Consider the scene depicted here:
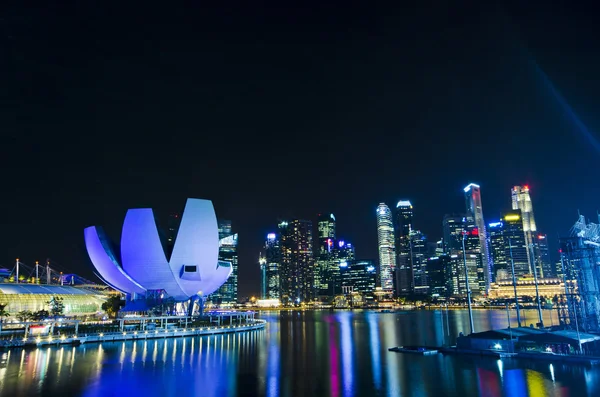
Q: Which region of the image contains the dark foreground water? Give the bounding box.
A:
[0,309,598,396]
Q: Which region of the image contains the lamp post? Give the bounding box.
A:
[530,243,544,328]
[461,231,475,334]
[508,238,522,327]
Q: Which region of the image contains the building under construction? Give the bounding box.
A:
[559,215,600,332]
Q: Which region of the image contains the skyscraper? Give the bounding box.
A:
[376,203,396,292]
[264,232,281,299]
[442,215,483,296]
[488,221,508,281]
[502,211,529,278]
[340,260,377,297]
[464,183,491,293]
[316,213,336,296]
[535,233,553,278]
[212,220,238,304]
[279,219,314,304]
[410,230,428,295]
[395,200,413,296]
[511,185,539,276]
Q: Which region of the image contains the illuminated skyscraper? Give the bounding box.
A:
[502,211,529,278]
[279,219,314,304]
[395,200,413,296]
[464,183,491,292]
[212,220,238,304]
[488,221,508,281]
[263,232,281,299]
[534,233,553,278]
[511,185,540,276]
[376,203,396,292]
[316,213,336,296]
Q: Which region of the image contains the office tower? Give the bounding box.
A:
[464,183,492,292]
[212,220,238,304]
[443,214,467,254]
[340,260,377,296]
[317,213,336,243]
[410,231,428,295]
[426,255,450,297]
[502,211,530,278]
[442,215,483,296]
[395,200,413,296]
[316,213,336,295]
[488,221,508,281]
[259,253,267,299]
[376,203,396,292]
[325,239,356,296]
[535,233,553,278]
[279,219,314,304]
[512,185,540,276]
[264,233,281,299]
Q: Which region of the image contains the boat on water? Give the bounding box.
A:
[388,346,438,355]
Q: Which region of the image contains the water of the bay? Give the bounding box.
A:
[0,309,598,396]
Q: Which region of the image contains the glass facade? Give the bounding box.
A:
[279,219,314,304]
[376,203,396,292]
[0,285,106,315]
[211,220,238,305]
[395,201,413,296]
[464,183,491,293]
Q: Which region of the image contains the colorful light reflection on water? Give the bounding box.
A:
[0,309,598,396]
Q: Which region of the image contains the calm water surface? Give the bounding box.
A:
[0,309,598,396]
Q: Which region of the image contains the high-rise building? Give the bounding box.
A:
[259,253,267,299]
[395,200,413,296]
[340,260,377,297]
[464,183,492,293]
[511,185,539,276]
[279,219,314,304]
[443,214,467,254]
[502,211,529,278]
[535,233,553,278]
[426,255,450,297]
[410,230,428,295]
[488,221,508,281]
[376,203,396,292]
[264,232,281,299]
[316,213,336,297]
[212,220,238,304]
[442,214,483,296]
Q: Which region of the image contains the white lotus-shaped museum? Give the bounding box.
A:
[84,198,232,301]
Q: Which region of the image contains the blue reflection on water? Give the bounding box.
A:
[367,313,382,390]
[504,369,528,397]
[267,319,280,397]
[339,312,354,397]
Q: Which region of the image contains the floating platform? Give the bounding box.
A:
[388,346,438,355]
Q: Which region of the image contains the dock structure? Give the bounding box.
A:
[0,312,266,350]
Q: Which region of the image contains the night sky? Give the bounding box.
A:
[2,2,600,297]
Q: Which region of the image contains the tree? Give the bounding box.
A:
[48,296,65,317]
[17,310,34,322]
[32,310,50,321]
[0,304,9,333]
[102,295,124,318]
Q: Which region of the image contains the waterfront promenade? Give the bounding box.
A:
[0,318,266,349]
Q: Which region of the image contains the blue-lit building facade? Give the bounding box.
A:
[84,198,232,313]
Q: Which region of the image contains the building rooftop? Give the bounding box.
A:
[0,284,99,295]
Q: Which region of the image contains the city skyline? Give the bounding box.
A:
[3,3,600,299]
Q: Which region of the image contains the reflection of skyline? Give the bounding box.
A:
[367,313,382,391]
[0,310,594,397]
[339,312,354,397]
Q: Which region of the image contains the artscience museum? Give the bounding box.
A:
[84,198,232,312]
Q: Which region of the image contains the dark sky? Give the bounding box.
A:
[2,2,600,297]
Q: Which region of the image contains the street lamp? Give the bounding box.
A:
[461,230,475,334]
